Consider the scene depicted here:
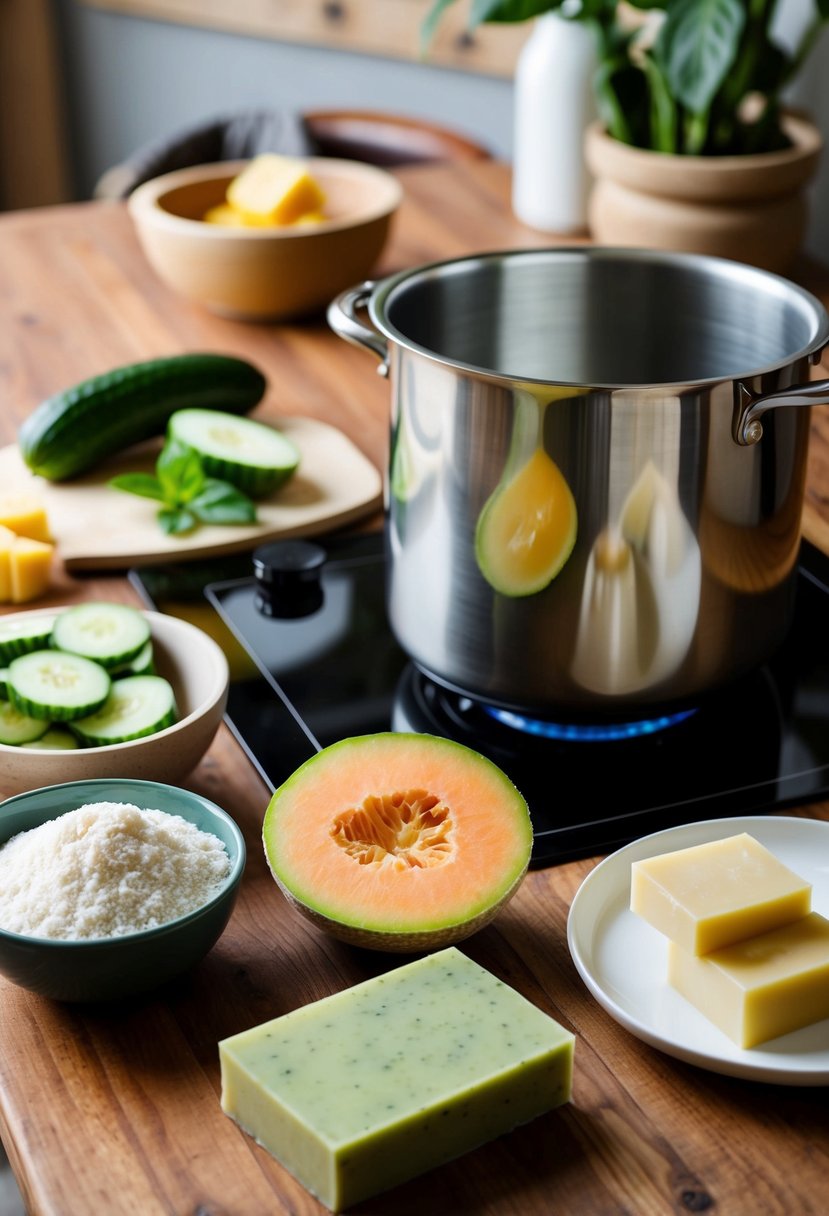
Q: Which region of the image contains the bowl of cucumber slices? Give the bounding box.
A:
[0,601,229,793]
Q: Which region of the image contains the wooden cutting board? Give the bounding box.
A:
[0,416,383,569]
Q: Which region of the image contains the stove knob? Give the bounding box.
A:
[252,540,326,619]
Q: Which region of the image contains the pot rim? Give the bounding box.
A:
[367,246,829,392]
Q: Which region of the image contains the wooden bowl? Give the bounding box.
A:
[128,158,403,321]
[0,607,229,794]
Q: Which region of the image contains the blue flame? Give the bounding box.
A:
[484,706,697,741]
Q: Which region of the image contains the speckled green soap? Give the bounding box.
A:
[219,947,574,1211]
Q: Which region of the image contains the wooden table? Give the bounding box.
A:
[0,161,828,1216]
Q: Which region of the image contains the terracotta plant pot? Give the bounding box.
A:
[585,112,822,274]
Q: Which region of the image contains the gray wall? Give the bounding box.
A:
[54,1,829,261]
[54,2,514,195]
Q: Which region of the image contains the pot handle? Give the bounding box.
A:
[327,281,389,377]
[734,377,829,445]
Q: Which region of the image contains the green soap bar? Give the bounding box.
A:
[219,946,574,1212]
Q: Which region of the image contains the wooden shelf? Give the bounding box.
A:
[80,0,529,78]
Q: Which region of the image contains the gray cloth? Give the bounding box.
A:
[95,109,314,199]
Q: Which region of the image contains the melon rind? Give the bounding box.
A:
[262,732,533,953]
[273,864,529,953]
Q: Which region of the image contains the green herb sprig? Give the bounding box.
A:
[110,439,257,535]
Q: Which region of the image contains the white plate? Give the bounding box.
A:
[567,815,829,1085]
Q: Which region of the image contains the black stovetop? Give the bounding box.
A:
[131,532,829,867]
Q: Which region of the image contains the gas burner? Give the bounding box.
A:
[482,705,698,742]
[392,664,789,863]
[130,532,829,867]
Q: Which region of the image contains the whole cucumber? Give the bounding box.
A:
[18,353,267,481]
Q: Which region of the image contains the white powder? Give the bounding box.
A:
[0,801,231,940]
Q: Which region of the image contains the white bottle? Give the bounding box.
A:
[511,10,598,234]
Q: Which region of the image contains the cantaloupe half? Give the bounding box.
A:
[262,732,533,952]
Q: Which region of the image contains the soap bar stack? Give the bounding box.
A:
[220,947,574,1212]
[631,832,829,1048]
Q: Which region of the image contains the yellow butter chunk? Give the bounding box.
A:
[0,525,14,601]
[291,210,327,226]
[220,947,574,1212]
[9,535,54,603]
[668,912,829,1048]
[630,833,811,955]
[203,202,249,227]
[226,154,326,225]
[0,493,51,542]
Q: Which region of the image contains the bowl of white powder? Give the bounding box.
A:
[0,778,245,1001]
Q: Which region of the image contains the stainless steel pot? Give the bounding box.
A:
[329,248,829,714]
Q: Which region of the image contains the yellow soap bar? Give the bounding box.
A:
[0,526,13,601]
[9,535,53,603]
[668,912,829,1048]
[0,493,51,542]
[226,154,326,225]
[631,833,811,954]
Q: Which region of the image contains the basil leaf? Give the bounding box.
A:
[158,506,197,535]
[157,439,205,504]
[108,473,166,502]
[655,0,745,115]
[189,478,258,525]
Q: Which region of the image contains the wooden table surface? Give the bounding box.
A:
[0,160,828,1216]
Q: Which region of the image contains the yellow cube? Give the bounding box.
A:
[291,210,327,227]
[203,203,249,227]
[0,493,52,542]
[668,912,829,1048]
[9,535,53,603]
[0,525,14,601]
[226,154,326,226]
[630,833,811,955]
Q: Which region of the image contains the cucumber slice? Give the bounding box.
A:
[0,614,57,664]
[0,669,8,700]
[111,640,155,678]
[8,651,111,721]
[21,727,80,751]
[0,700,50,745]
[168,409,299,497]
[52,602,151,670]
[70,675,177,745]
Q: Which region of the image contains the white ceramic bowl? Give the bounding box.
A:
[0,606,229,795]
[128,157,403,320]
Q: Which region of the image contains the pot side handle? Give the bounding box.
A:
[734,377,829,445]
[327,282,389,378]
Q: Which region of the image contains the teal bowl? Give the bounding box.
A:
[0,778,245,1002]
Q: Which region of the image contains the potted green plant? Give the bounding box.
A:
[423,0,828,271]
